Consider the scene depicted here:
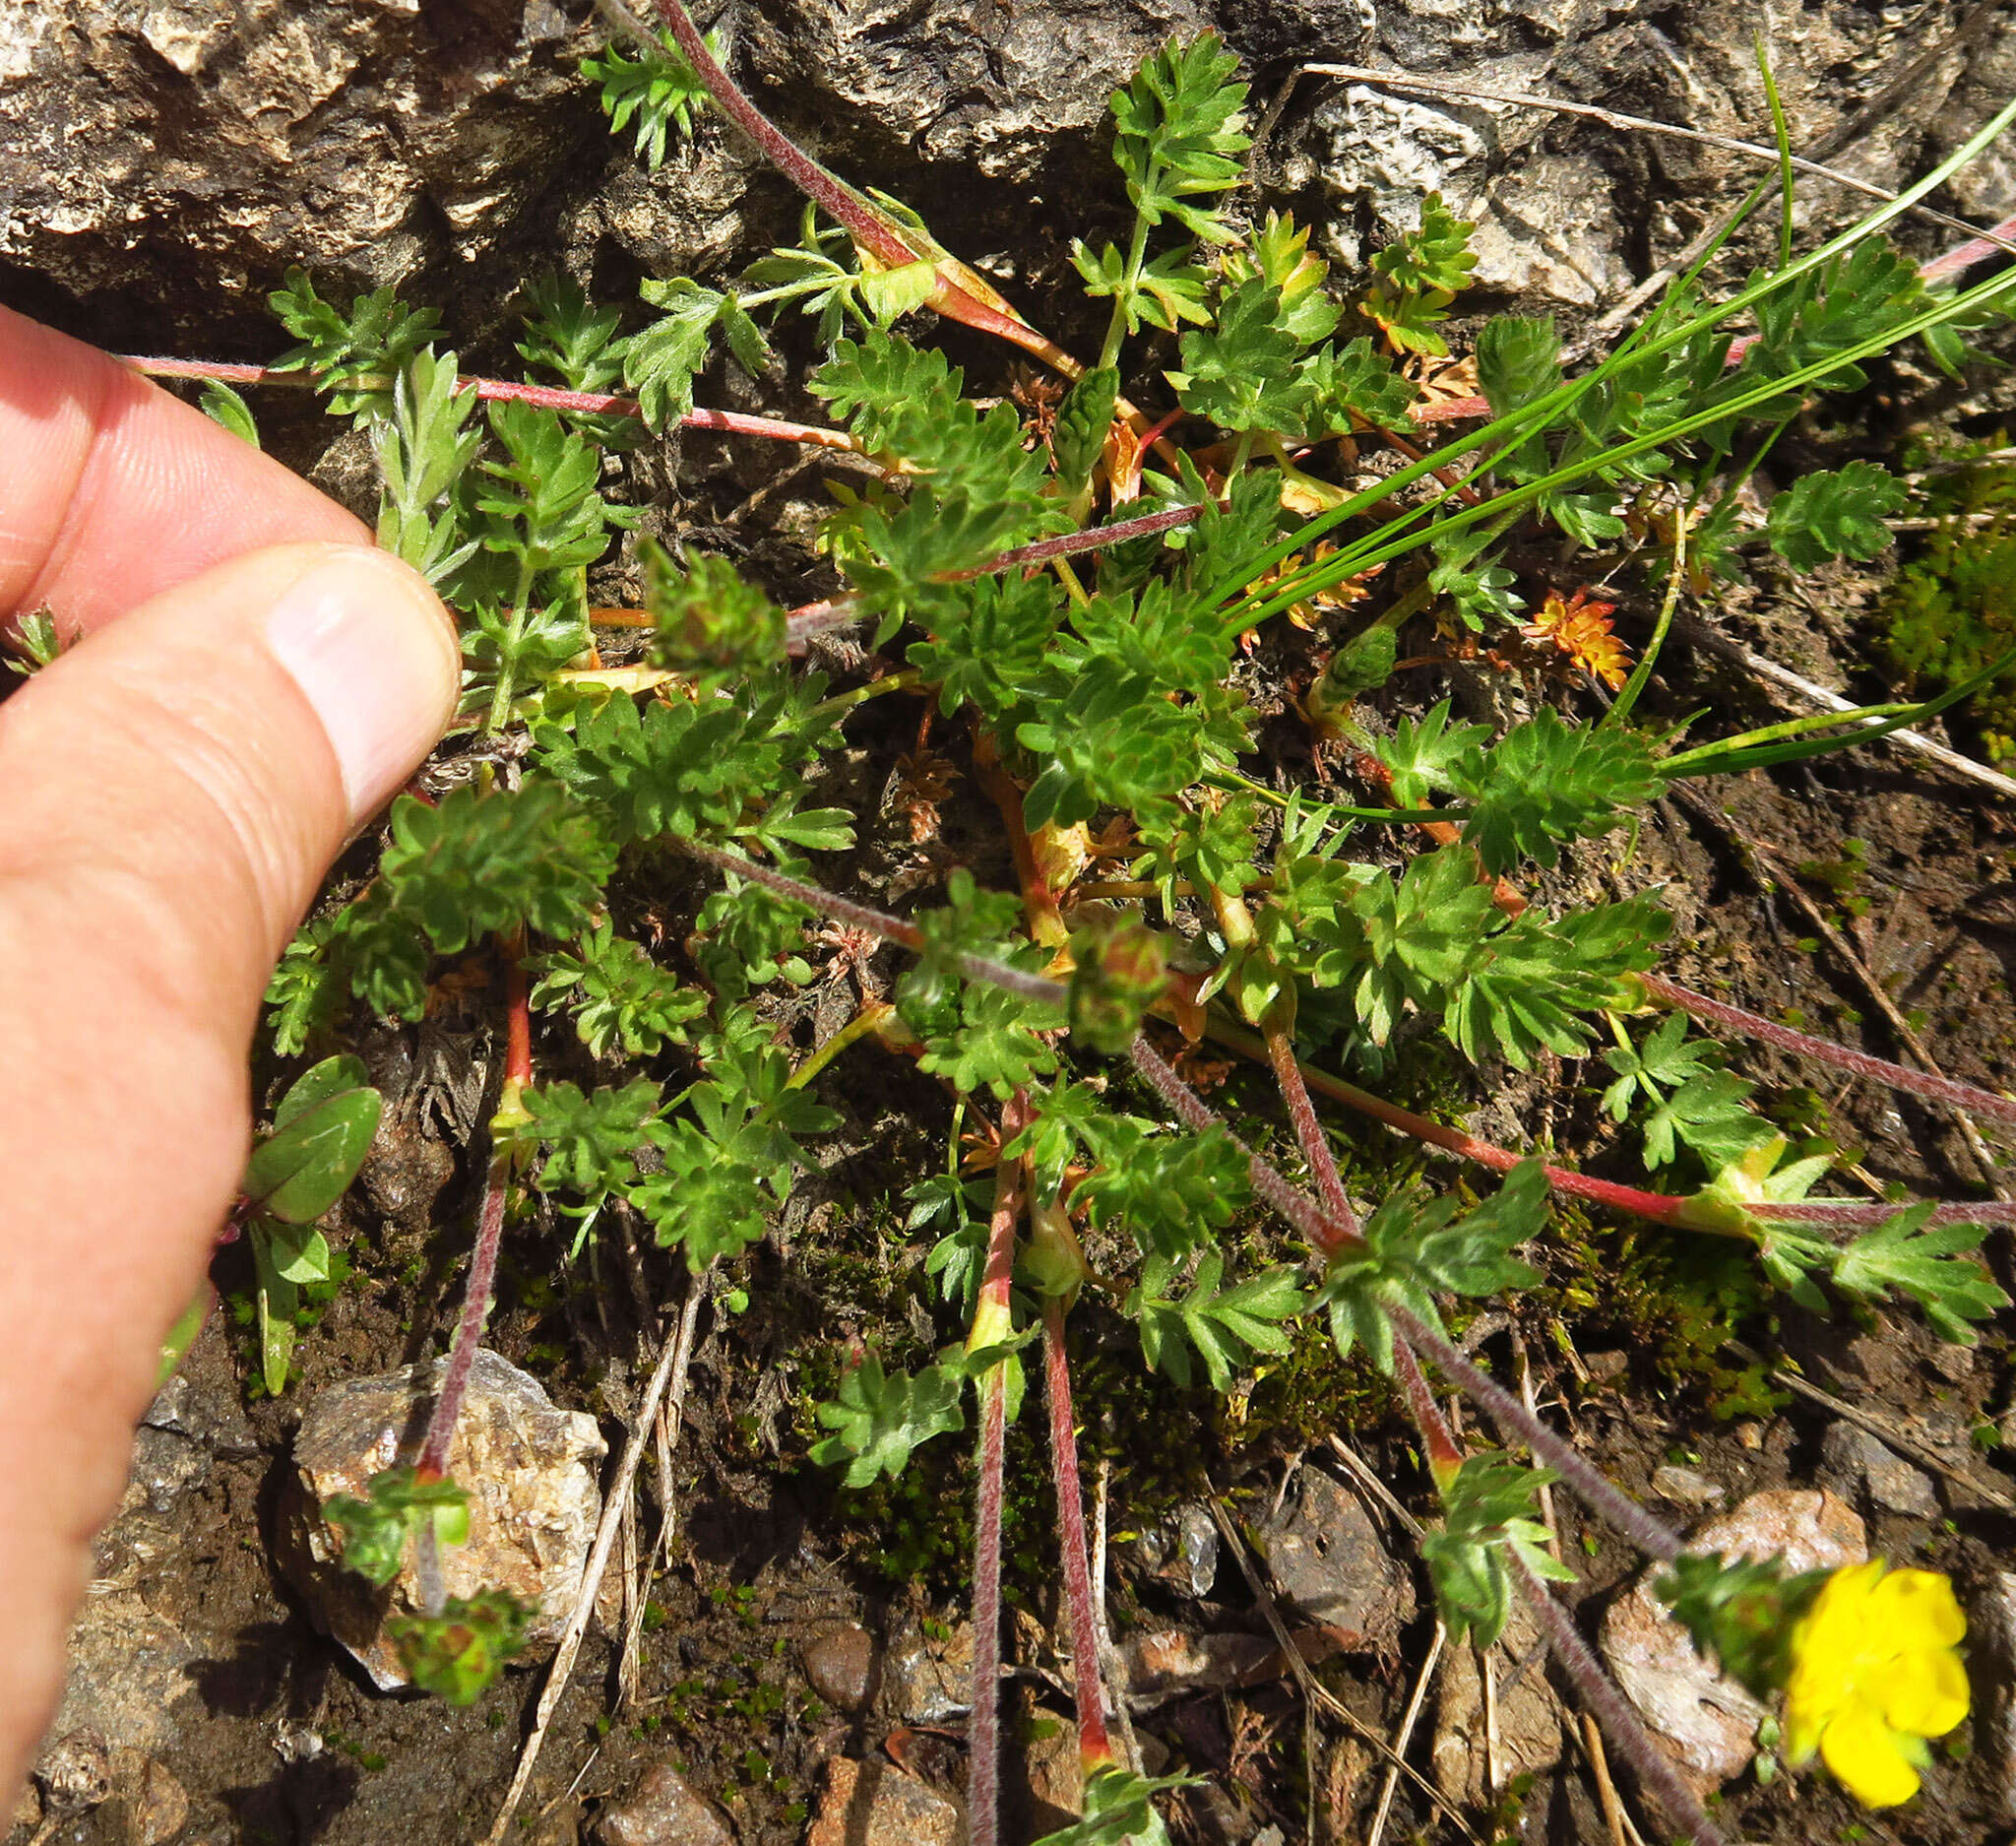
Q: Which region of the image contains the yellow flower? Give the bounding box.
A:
[1784,1560,1970,1808]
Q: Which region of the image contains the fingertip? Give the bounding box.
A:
[262,544,462,824]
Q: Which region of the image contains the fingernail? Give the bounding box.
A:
[264,548,460,823]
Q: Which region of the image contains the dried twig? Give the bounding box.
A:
[1723,1338,2016,1513]
[485,1280,707,1846]
[1363,1622,1445,1846]
[1675,617,2016,801]
[1203,1495,1483,1844]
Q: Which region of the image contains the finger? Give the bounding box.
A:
[0,303,367,633]
[0,540,457,1793]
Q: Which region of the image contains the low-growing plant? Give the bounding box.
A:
[108,8,2016,1837]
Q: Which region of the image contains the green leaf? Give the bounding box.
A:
[1072,1119,1252,1260]
[1108,32,1250,244]
[1052,365,1119,493]
[584,26,718,170]
[529,920,706,1059]
[388,1590,531,1704]
[373,349,482,588]
[378,784,614,953]
[626,278,726,429]
[1170,276,1309,434]
[1322,1162,1546,1374]
[1832,1205,2007,1343]
[1448,708,1667,874]
[1031,1764,1195,1846]
[198,380,261,447]
[275,1054,373,1129]
[243,1079,382,1223]
[1655,1553,1827,1699]
[249,1221,300,1398]
[269,268,444,426]
[513,1077,662,1202]
[1765,460,1911,571]
[323,1466,471,1587]
[810,1352,967,1487]
[1128,1250,1307,1391]
[639,540,786,678]
[1419,1453,1576,1647]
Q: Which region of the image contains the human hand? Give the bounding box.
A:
[0,305,459,1795]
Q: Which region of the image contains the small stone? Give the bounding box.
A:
[1120,1627,1277,1701]
[1129,1502,1221,1599]
[35,1728,111,1820]
[1250,1468,1412,1648]
[1583,1350,1628,1383]
[1651,1465,1726,1509]
[597,1764,734,1846]
[803,1623,875,1712]
[130,1755,190,1846]
[805,1759,960,1846]
[1601,1489,1864,1795]
[9,1780,39,1834]
[276,1348,607,1691]
[1820,1424,1938,1518]
[883,1617,974,1724]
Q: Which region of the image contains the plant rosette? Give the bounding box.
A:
[1783,1560,1970,1807]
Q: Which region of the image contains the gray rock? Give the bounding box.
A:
[1250,1468,1413,1648]
[1820,1423,1938,1519]
[802,1622,875,1712]
[1600,1489,1865,1796]
[883,1615,974,1724]
[277,1347,607,1691]
[1121,1626,1280,1703]
[144,1367,259,1458]
[48,1596,199,1755]
[597,1764,734,1846]
[1650,1465,1726,1510]
[742,0,1212,183]
[1128,1500,1221,1599]
[805,1759,960,1846]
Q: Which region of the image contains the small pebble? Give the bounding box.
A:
[802,1623,875,1712]
[597,1764,734,1846]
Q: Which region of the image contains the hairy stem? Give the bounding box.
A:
[1264,1021,1362,1246]
[1041,1297,1116,1772]
[1511,1553,1731,1846]
[1388,1303,1684,1564]
[969,1093,1033,1846]
[120,354,863,451]
[1640,971,2016,1133]
[416,936,534,1490]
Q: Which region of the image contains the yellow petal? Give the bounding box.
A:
[1881,1645,1970,1740]
[1876,1569,1968,1649]
[1819,1704,1922,1809]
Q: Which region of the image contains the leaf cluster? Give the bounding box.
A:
[1322,1162,1546,1373]
[1418,1452,1576,1647]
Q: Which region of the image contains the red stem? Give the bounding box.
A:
[120,354,861,451]
[968,1092,1033,1846]
[1640,971,2016,1133]
[1264,1022,1362,1247]
[416,936,532,1486]
[1510,1553,1729,1846]
[1040,1297,1115,1772]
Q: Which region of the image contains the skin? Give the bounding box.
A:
[0,305,460,1798]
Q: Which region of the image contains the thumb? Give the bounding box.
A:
[0,541,457,1787]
